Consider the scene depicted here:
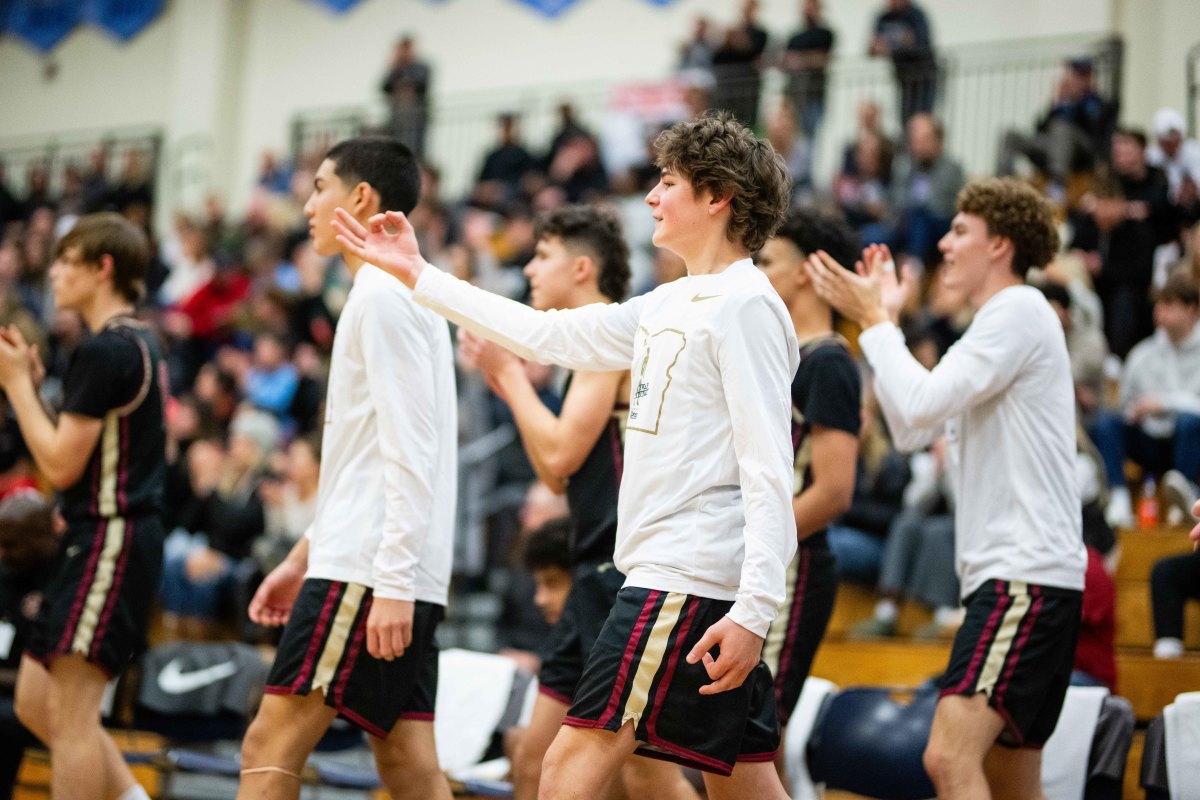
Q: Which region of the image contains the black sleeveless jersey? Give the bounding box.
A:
[562,372,628,566]
[59,317,167,523]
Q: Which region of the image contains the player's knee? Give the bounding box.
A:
[512,735,544,787]
[537,745,571,800]
[922,740,958,786]
[13,690,47,742]
[621,757,670,797]
[240,714,284,767]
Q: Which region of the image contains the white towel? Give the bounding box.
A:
[1166,691,1200,800]
[434,649,518,771]
[1042,685,1108,800]
[786,677,838,800]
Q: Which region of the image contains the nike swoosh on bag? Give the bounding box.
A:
[157,658,239,695]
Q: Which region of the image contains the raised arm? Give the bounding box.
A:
[460,330,625,493]
[335,208,641,371]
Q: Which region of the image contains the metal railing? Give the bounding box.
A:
[1188,40,1200,135]
[0,127,163,204]
[291,33,1123,197]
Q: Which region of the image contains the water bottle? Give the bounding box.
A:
[1138,476,1159,529]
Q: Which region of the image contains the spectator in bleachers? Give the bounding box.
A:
[766,105,813,206]
[711,0,768,128]
[478,114,542,203]
[835,129,894,245]
[253,433,320,577]
[678,16,715,73]
[80,148,111,213]
[997,58,1117,187]
[782,0,836,144]
[1073,544,1117,688]
[1150,542,1200,658]
[0,163,19,229]
[1147,108,1200,227]
[244,332,299,424]
[497,482,569,675]
[256,151,293,196]
[1090,272,1200,528]
[1080,129,1175,358]
[380,35,432,159]
[0,493,59,800]
[869,0,938,128]
[158,216,214,306]
[1042,281,1109,421]
[889,113,964,265]
[160,409,274,637]
[827,390,912,583]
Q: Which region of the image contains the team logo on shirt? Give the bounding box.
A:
[628,328,686,436]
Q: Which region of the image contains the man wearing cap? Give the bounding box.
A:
[1147,108,1200,222]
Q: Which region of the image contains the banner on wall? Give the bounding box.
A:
[513,0,580,18]
[308,0,365,12]
[83,0,165,41]
[4,0,86,52]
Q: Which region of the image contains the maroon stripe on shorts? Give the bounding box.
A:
[775,546,811,701]
[333,595,372,708]
[291,582,342,692]
[598,590,660,728]
[994,586,1044,711]
[645,596,699,741]
[944,580,1012,696]
[57,520,108,653]
[90,518,134,661]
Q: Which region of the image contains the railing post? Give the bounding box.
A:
[1188,41,1200,136]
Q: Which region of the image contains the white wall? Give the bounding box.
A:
[3,0,1197,218]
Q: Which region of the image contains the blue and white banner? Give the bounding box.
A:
[83,0,165,41]
[513,0,581,18]
[4,0,86,52]
[308,0,365,13]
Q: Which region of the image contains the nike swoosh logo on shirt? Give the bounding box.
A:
[691,293,720,302]
[157,659,238,695]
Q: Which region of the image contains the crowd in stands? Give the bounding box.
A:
[1,1,1200,789]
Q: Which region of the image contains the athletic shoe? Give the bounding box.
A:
[1105,486,1133,529]
[848,616,897,639]
[1162,470,1198,526]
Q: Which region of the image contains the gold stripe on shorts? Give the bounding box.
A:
[71,517,126,656]
[312,583,366,693]
[622,591,687,727]
[977,581,1031,696]
[762,551,800,676]
[98,414,120,517]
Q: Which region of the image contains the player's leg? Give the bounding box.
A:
[703,760,789,800]
[13,655,50,744]
[369,718,452,800]
[539,724,638,800]
[922,693,1006,800]
[984,745,1045,800]
[237,692,336,800]
[620,754,700,800]
[44,654,138,800]
[513,694,569,800]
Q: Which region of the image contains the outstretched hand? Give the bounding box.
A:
[332,208,428,289]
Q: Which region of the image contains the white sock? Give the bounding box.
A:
[874,599,898,623]
[933,606,963,627]
[1154,637,1185,659]
[117,785,151,800]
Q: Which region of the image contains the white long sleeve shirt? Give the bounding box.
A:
[415,259,798,637]
[858,285,1085,596]
[305,264,458,606]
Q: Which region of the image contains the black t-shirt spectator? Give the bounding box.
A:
[786,25,836,103]
[60,320,167,524]
[874,5,935,66]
